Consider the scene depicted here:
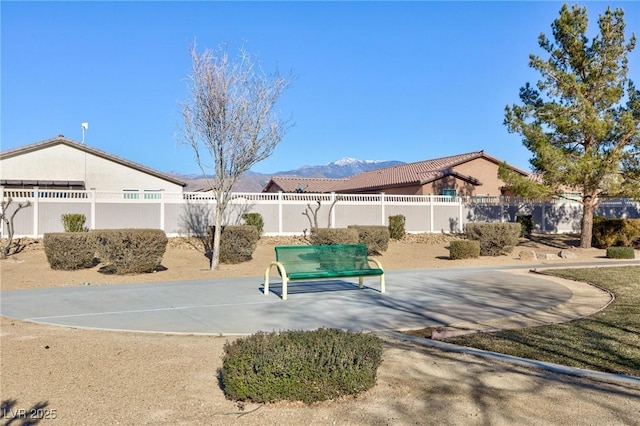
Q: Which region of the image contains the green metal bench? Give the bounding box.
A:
[264,244,385,300]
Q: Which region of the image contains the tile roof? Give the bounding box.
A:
[264,176,348,193]
[0,136,186,187]
[332,151,494,192]
[262,151,532,194]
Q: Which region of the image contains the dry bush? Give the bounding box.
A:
[93,229,167,274]
[43,233,96,270]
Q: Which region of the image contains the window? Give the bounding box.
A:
[442,189,457,197]
[144,190,162,200]
[123,190,139,200]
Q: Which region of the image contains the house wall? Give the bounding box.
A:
[428,176,478,196]
[452,158,507,196]
[350,184,425,196]
[1,144,183,192]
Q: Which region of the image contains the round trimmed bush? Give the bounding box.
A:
[93,229,167,274]
[309,228,359,245]
[221,328,383,404]
[44,232,96,270]
[465,222,521,256]
[606,246,635,259]
[449,240,481,260]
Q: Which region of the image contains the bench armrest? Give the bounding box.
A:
[367,257,384,270]
[264,261,289,300]
[367,258,385,293]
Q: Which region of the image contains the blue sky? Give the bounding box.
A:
[2,1,638,176]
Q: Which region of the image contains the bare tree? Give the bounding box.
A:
[303,201,321,229]
[1,198,32,259]
[179,43,292,269]
[302,195,342,232]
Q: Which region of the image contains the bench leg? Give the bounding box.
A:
[380,273,385,293]
[264,268,270,295]
[282,276,288,301]
[358,276,364,289]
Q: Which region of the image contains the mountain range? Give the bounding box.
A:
[175,158,405,192]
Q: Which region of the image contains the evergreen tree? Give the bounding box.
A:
[501,4,640,248]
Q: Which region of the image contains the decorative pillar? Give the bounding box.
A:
[33,187,39,237]
[278,191,283,234]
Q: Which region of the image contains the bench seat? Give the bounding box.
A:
[287,268,384,280]
[264,244,385,300]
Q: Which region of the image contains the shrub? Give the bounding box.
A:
[43,232,96,270]
[465,222,521,256]
[61,213,87,232]
[348,225,390,255]
[93,229,167,274]
[242,213,264,237]
[388,215,406,240]
[449,240,481,260]
[309,228,359,245]
[220,328,383,404]
[592,218,640,249]
[516,214,534,237]
[606,246,635,259]
[219,225,260,264]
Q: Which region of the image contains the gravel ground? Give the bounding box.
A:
[1,235,639,425]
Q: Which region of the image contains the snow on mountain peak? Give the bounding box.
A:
[331,157,381,166]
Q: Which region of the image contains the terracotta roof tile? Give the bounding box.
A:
[265,176,348,193]
[333,151,488,192]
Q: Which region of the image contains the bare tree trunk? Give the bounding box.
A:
[303,201,321,229]
[580,202,595,249]
[327,195,341,228]
[210,201,224,270]
[1,198,32,259]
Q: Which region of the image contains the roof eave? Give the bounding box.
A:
[1,137,186,187]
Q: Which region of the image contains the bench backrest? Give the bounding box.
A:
[275,244,371,274]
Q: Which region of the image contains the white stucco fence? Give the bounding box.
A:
[2,188,639,238]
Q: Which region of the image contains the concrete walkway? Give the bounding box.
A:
[0,264,615,335]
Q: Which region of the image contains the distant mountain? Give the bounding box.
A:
[172,157,405,192]
[275,158,405,179]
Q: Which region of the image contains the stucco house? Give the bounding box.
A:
[262,176,348,193]
[0,136,185,193]
[263,151,530,196]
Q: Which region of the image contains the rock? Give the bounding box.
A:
[558,249,578,259]
[519,249,537,261]
[537,253,560,260]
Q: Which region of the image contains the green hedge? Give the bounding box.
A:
[606,246,635,259]
[388,215,406,240]
[465,222,521,256]
[43,232,96,270]
[309,228,359,245]
[348,225,390,255]
[516,214,534,237]
[449,240,481,260]
[242,213,264,237]
[221,329,383,404]
[61,213,87,232]
[93,229,167,274]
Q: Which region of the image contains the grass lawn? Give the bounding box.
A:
[444,266,640,377]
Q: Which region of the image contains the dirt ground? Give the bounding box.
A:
[1,235,639,425]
